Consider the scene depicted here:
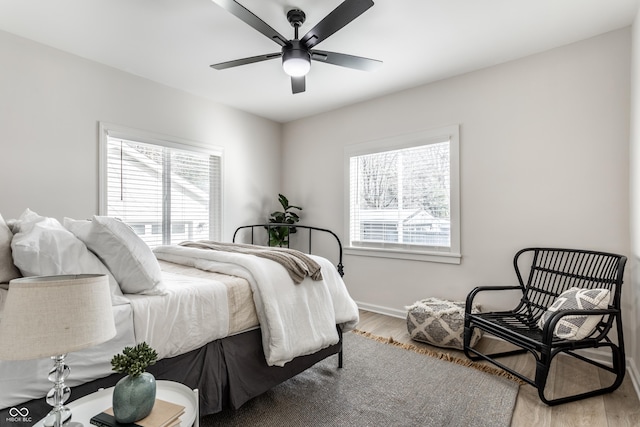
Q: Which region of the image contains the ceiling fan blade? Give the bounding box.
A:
[311,50,382,72]
[301,0,374,49]
[210,52,281,70]
[211,0,289,46]
[291,76,306,94]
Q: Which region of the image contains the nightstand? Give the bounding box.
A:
[33,380,199,427]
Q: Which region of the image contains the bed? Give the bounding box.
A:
[0,210,358,422]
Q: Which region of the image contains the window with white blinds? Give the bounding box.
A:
[345,125,460,263]
[99,124,222,248]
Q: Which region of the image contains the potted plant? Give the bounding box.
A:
[110,342,158,423]
[268,194,302,247]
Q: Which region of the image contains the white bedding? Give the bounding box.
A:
[126,270,232,359]
[0,298,135,410]
[0,264,255,409]
[0,243,359,408]
[153,245,360,367]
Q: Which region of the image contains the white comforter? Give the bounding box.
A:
[125,270,231,359]
[153,245,359,367]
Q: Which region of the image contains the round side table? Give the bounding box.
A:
[34,380,199,427]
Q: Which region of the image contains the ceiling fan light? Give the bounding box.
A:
[283,57,311,77]
[282,43,311,77]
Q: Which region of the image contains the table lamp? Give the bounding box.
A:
[0,274,116,427]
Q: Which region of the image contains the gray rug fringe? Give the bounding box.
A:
[351,329,526,385]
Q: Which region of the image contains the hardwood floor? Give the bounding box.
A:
[355,310,640,426]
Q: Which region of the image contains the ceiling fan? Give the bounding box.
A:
[210,0,382,94]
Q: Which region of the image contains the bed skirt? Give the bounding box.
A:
[0,328,342,423]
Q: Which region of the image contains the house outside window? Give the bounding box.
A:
[345,125,460,264]
[99,123,222,248]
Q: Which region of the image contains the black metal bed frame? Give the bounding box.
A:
[463,247,627,405]
[232,223,345,277]
[232,223,346,368]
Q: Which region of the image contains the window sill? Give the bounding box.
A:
[344,246,461,264]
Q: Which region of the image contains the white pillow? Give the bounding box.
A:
[11,209,127,305]
[537,287,611,340]
[65,216,164,295]
[0,213,21,283]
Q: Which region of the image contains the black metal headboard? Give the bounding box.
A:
[232,223,344,277]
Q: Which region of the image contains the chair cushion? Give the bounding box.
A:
[537,287,611,340]
[406,297,481,349]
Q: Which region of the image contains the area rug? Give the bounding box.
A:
[201,331,520,426]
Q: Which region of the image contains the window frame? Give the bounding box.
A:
[344,125,461,264]
[98,122,224,245]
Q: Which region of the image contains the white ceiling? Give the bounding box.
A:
[0,0,638,123]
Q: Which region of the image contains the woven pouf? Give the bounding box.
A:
[406,297,482,349]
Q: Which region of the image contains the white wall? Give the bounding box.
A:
[0,30,282,240]
[283,29,631,318]
[0,21,633,355]
[629,8,640,373]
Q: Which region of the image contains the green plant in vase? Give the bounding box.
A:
[111,342,158,423]
[268,193,302,247]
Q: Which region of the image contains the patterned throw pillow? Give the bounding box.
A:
[537,287,611,340]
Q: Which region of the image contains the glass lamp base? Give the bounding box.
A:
[43,407,71,427]
[43,406,85,427]
[44,354,79,427]
[44,422,84,427]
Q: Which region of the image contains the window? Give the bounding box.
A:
[345,125,460,263]
[99,123,222,248]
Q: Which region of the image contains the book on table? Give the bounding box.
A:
[90,398,185,427]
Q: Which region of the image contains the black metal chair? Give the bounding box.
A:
[463,248,627,405]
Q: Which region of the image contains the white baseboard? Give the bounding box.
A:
[356,301,406,319]
[355,302,640,402]
[627,357,640,401]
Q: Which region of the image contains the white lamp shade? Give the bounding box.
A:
[0,274,116,360]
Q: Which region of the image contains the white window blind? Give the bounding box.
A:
[345,125,460,263]
[101,127,221,248]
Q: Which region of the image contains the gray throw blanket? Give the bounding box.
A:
[178,240,322,284]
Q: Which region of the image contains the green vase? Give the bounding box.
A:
[112,372,156,423]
